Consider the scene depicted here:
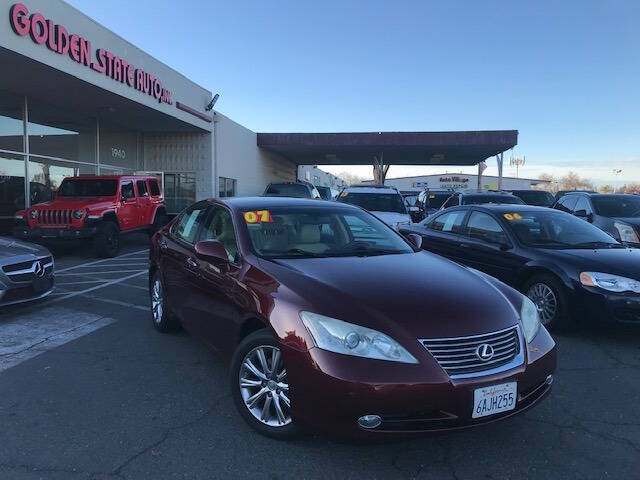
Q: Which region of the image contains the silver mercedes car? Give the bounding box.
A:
[0,236,55,307]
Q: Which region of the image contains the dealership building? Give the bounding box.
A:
[0,0,519,231]
[365,173,549,193]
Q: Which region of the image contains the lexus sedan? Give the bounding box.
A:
[401,204,640,329]
[149,197,556,438]
[0,236,55,307]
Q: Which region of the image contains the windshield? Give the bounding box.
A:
[243,207,414,259]
[506,210,621,248]
[57,179,118,197]
[511,191,555,207]
[338,192,407,214]
[264,184,311,198]
[425,193,451,209]
[315,186,332,200]
[593,196,640,217]
[462,195,524,206]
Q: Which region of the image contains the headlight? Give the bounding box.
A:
[14,213,24,220]
[300,311,418,364]
[73,209,85,219]
[614,222,639,244]
[29,210,38,219]
[580,272,640,293]
[520,296,541,343]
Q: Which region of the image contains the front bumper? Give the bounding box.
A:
[283,327,557,436]
[0,276,55,307]
[12,226,97,240]
[573,286,640,325]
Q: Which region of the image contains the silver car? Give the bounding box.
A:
[0,236,54,307]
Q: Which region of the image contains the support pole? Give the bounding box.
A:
[497,152,504,189]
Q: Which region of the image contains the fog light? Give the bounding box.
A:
[545,374,554,386]
[357,415,382,429]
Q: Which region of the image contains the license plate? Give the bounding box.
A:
[472,382,517,419]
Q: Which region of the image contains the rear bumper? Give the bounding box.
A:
[12,226,97,240]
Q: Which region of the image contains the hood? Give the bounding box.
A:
[370,211,412,227]
[541,247,640,279]
[0,236,49,260]
[31,196,115,210]
[259,251,522,340]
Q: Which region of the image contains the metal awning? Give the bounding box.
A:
[257,130,518,166]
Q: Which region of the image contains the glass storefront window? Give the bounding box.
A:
[0,92,24,153]
[165,173,196,214]
[100,121,140,170]
[219,177,237,198]
[28,104,96,163]
[0,153,27,222]
[28,157,95,206]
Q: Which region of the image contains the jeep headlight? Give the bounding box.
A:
[73,209,85,220]
[300,311,418,364]
[520,296,541,343]
[29,210,38,219]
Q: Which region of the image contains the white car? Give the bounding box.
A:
[337,185,412,230]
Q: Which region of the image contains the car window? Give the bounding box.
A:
[441,194,458,209]
[574,197,593,215]
[58,179,118,197]
[170,204,209,244]
[121,181,135,200]
[511,191,555,207]
[338,192,407,214]
[592,196,640,217]
[466,212,507,245]
[430,210,466,234]
[149,179,161,196]
[136,180,148,197]
[265,183,311,198]
[556,195,579,213]
[199,206,240,262]
[243,207,412,258]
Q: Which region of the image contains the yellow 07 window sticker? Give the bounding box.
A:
[503,213,523,221]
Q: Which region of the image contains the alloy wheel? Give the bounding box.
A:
[151,278,163,324]
[527,283,557,325]
[239,345,291,427]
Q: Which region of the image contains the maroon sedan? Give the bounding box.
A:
[149,197,556,439]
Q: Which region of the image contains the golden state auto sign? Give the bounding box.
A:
[9,3,172,105]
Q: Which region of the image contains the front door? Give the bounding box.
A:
[189,205,241,353]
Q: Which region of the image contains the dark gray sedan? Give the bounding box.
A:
[0,236,54,307]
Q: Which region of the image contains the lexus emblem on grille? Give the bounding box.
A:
[33,261,45,278]
[475,343,494,361]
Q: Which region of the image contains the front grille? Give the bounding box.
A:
[421,326,522,379]
[2,260,34,273]
[2,256,54,281]
[35,209,73,225]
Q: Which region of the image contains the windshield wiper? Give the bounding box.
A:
[571,241,622,249]
[341,244,406,256]
[266,248,327,258]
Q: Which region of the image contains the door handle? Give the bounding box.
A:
[185,257,198,268]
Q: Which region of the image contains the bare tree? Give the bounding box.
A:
[619,183,640,194]
[537,173,558,193]
[336,171,367,186]
[560,171,595,191]
[599,185,615,193]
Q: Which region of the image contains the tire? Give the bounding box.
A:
[93,222,120,258]
[230,329,298,439]
[150,211,168,236]
[523,274,572,331]
[149,271,181,333]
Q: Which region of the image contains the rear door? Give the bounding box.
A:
[135,179,152,226]
[160,202,209,331]
[418,209,468,262]
[118,180,139,230]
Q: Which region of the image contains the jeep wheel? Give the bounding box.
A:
[94,222,120,258]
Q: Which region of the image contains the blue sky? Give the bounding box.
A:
[66,0,640,184]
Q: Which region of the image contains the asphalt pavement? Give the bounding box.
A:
[0,233,638,479]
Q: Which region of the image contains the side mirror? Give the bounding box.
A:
[406,233,423,249]
[574,210,593,222]
[195,239,229,263]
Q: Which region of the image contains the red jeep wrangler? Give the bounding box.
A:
[13,175,168,257]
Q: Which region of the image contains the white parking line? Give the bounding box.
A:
[118,283,149,291]
[0,307,116,373]
[54,280,105,286]
[56,269,148,276]
[55,249,148,273]
[77,295,149,311]
[70,263,149,269]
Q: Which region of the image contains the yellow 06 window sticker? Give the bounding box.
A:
[503,213,523,221]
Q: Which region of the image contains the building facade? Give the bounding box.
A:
[0,0,295,228]
[297,165,346,189]
[365,173,548,193]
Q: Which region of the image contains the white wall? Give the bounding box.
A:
[371,174,541,192]
[298,165,347,188]
[214,113,296,197]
